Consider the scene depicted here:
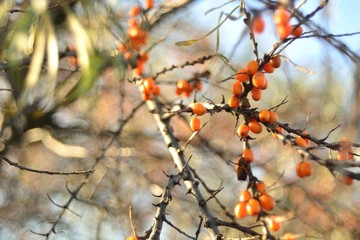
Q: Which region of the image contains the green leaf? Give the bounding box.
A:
[65,54,107,103]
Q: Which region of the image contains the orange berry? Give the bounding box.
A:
[270,55,281,68]
[252,15,265,33]
[248,120,262,134]
[252,72,268,90]
[234,202,247,218]
[232,81,243,96]
[337,148,355,161]
[302,131,310,145]
[143,78,155,92]
[235,69,250,82]
[268,111,278,124]
[145,0,154,10]
[242,149,254,163]
[259,194,275,211]
[276,24,292,39]
[272,126,283,138]
[129,5,142,17]
[347,147,355,159]
[128,18,138,27]
[190,117,201,131]
[258,109,270,123]
[295,136,308,147]
[141,92,153,101]
[192,103,206,116]
[291,25,303,37]
[153,85,161,96]
[256,181,267,195]
[341,174,353,186]
[251,87,262,101]
[183,89,192,98]
[177,79,191,91]
[246,60,259,75]
[126,236,138,240]
[268,216,281,231]
[196,81,203,91]
[246,199,261,216]
[240,190,252,202]
[263,62,274,73]
[296,161,312,178]
[282,233,297,240]
[340,137,352,149]
[228,96,240,108]
[237,124,249,138]
[69,56,78,66]
[274,8,290,25]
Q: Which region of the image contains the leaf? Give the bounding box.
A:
[175,5,241,47]
[65,54,107,103]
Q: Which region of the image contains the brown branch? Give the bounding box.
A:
[149,172,184,240]
[0,154,94,175]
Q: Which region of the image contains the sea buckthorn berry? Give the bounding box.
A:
[252,15,265,33]
[177,79,190,90]
[141,92,153,101]
[228,96,240,108]
[232,81,243,96]
[258,109,270,123]
[143,78,155,91]
[341,174,353,186]
[259,194,275,211]
[196,81,203,91]
[145,0,154,10]
[251,87,262,101]
[128,18,138,27]
[246,60,259,75]
[282,233,297,240]
[302,131,310,145]
[153,85,161,96]
[291,25,303,37]
[296,161,312,178]
[237,124,249,138]
[256,181,267,195]
[235,69,250,82]
[248,120,262,134]
[268,216,281,232]
[246,199,261,216]
[268,111,278,124]
[234,202,247,218]
[268,216,281,231]
[252,72,268,90]
[126,236,138,240]
[337,148,354,161]
[340,137,352,149]
[337,151,347,161]
[347,147,355,159]
[272,126,283,138]
[276,24,292,39]
[263,62,274,73]
[270,55,281,68]
[295,136,308,147]
[129,5,142,17]
[274,8,290,25]
[192,103,206,116]
[240,190,252,202]
[242,149,254,163]
[190,117,201,131]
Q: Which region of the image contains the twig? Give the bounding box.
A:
[0,155,94,175]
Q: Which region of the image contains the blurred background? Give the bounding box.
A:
[0,0,359,239]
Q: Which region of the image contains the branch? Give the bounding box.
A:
[0,155,93,175]
[149,172,184,240]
